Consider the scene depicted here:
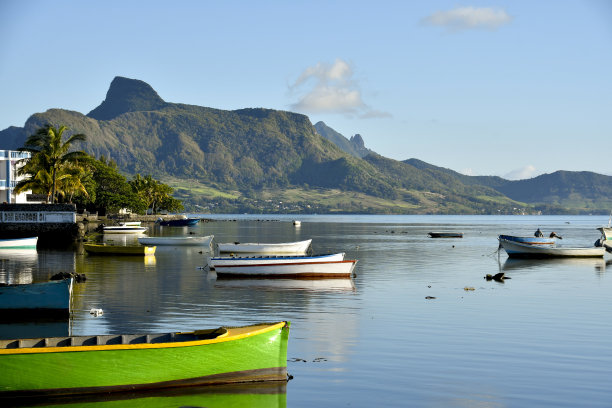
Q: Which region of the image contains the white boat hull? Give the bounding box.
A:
[212,259,357,278]
[217,239,312,254]
[498,235,556,246]
[103,226,148,234]
[138,235,214,247]
[499,238,605,258]
[0,237,38,249]
[208,253,345,269]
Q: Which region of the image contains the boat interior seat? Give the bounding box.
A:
[0,328,229,349]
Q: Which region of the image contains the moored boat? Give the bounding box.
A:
[0,278,73,318]
[428,232,463,238]
[157,218,200,227]
[498,238,605,258]
[0,321,289,398]
[0,237,38,249]
[83,243,156,256]
[217,239,312,254]
[101,225,148,234]
[208,253,345,270]
[596,227,612,252]
[498,234,556,246]
[208,254,357,278]
[138,235,214,247]
[120,221,141,227]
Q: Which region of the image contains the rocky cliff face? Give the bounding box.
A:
[87,76,169,121]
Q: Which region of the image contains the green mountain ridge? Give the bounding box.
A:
[1,76,609,214]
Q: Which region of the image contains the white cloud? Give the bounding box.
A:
[289,59,390,118]
[423,7,513,31]
[504,165,538,180]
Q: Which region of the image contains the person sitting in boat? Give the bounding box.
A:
[534,228,544,237]
[549,231,562,239]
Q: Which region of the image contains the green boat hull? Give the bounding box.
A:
[0,322,289,397]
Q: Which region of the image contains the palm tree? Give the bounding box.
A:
[17,124,89,203]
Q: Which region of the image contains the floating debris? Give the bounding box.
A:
[485,272,510,282]
[464,287,475,291]
[89,308,103,317]
[289,358,307,363]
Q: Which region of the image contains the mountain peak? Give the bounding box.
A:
[87,76,168,120]
[350,134,365,149]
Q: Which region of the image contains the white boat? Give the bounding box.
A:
[596,227,612,252]
[120,221,141,227]
[0,237,38,249]
[498,234,556,246]
[499,238,605,258]
[217,239,312,254]
[208,253,345,270]
[207,253,356,278]
[102,225,148,234]
[138,235,214,247]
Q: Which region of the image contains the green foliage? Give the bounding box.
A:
[15,124,89,203]
[77,157,145,215]
[130,174,184,214]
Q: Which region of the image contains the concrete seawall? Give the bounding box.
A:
[0,203,82,246]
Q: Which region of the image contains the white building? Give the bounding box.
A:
[0,150,32,203]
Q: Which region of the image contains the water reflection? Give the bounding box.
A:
[4,382,286,408]
[214,277,356,293]
[501,257,608,272]
[0,317,71,340]
[101,233,145,246]
[0,249,38,284]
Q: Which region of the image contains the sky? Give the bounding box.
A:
[1,1,611,180]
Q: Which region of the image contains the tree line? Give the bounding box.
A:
[15,124,183,215]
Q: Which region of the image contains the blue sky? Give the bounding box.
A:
[1,1,611,179]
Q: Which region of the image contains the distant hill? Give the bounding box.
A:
[403,158,612,211]
[2,76,610,214]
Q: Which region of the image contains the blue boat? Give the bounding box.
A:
[157,218,200,227]
[498,235,556,246]
[0,278,73,318]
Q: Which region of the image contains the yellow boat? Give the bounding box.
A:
[83,243,156,256]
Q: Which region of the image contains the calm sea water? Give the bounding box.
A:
[1,215,612,407]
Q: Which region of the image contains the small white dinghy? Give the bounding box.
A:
[499,238,605,258]
[206,253,356,278]
[138,235,214,247]
[217,239,312,254]
[0,237,38,249]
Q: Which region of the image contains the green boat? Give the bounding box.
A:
[0,321,289,398]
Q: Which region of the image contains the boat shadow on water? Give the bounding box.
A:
[214,277,356,293]
[2,382,287,408]
[501,257,611,272]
